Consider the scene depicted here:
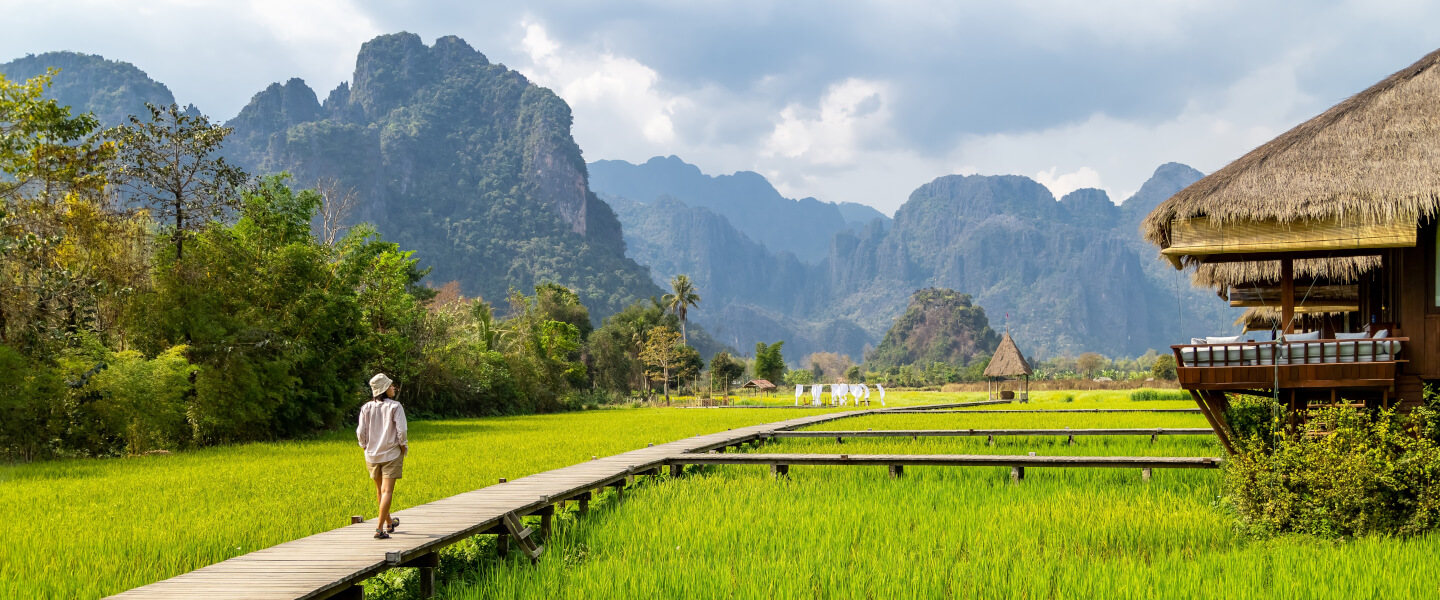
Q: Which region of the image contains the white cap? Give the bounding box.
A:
[369,373,393,398]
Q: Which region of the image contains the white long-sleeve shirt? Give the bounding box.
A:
[357,398,408,463]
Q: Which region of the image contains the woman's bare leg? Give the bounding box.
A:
[372,472,384,526]
[378,477,397,530]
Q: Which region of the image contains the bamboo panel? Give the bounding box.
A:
[1163,214,1416,256]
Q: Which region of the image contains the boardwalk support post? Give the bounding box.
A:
[669,464,684,478]
[771,464,789,478]
[889,464,904,478]
[536,504,555,538]
[576,491,591,516]
[987,435,994,446]
[1011,466,1024,482]
[1142,467,1152,482]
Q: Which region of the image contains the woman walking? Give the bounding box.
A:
[358,373,408,539]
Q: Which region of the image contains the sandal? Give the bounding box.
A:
[387,517,399,533]
[374,529,390,539]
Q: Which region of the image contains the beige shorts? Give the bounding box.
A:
[367,456,404,480]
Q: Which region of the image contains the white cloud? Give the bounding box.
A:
[763,78,890,167]
[518,21,687,150]
[1033,166,1105,199]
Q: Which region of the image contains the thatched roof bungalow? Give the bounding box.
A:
[1142,47,1440,447]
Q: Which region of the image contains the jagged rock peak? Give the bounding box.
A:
[350,32,492,120]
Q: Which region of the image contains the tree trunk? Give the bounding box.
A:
[680,319,687,345]
[664,365,670,405]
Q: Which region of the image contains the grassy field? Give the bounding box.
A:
[0,407,828,599]
[14,389,1432,598]
[434,396,1438,599]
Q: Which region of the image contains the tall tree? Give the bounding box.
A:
[110,103,247,260]
[662,274,701,344]
[710,351,744,401]
[639,325,685,405]
[753,340,786,383]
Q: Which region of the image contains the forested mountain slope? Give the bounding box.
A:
[1,51,175,127]
[222,33,660,318]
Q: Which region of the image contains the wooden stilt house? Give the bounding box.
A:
[1143,48,1440,452]
[984,333,1032,402]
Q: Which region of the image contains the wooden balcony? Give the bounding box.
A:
[1171,337,1406,391]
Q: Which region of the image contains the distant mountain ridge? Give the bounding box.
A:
[590,155,890,263]
[604,157,1238,362]
[1,51,176,127]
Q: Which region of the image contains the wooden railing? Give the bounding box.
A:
[1172,337,1407,368]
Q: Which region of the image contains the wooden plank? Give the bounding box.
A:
[883,408,1203,414]
[772,428,1213,438]
[663,453,1222,469]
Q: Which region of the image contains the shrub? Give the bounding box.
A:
[1223,406,1440,538]
[1151,355,1178,380]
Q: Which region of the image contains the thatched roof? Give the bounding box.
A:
[984,333,1032,378]
[1193,255,1381,288]
[1143,47,1440,254]
[741,379,776,390]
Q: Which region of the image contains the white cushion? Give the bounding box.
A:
[1335,331,1368,340]
[1371,329,1389,339]
[1205,335,1242,344]
[1286,330,1321,341]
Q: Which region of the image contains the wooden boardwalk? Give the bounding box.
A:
[665,452,1223,469]
[883,408,1203,414]
[768,427,1215,439]
[108,409,877,600]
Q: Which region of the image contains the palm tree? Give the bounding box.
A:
[662,274,702,345]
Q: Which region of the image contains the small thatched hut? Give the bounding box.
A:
[983,333,1032,402]
[741,379,776,395]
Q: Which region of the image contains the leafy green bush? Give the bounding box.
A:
[1223,407,1440,538]
[89,346,197,454]
[1224,394,1279,446]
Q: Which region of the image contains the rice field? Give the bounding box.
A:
[433,398,1438,599]
[0,407,826,599]
[13,390,1433,599]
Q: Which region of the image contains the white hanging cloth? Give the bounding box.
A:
[860,383,871,405]
[795,384,804,406]
[811,383,823,406]
[834,383,848,406]
[877,384,887,406]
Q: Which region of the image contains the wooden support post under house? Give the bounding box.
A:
[889,464,904,478]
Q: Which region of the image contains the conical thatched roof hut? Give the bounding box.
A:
[984,333,1031,402]
[1143,47,1440,289]
[984,333,1032,378]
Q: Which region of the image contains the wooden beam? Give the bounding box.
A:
[1188,389,1236,456]
[1281,257,1295,334]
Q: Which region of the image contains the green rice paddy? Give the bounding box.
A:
[9,390,1435,598]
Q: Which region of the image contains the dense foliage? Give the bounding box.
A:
[1223,394,1440,538]
[0,71,664,460]
[865,288,999,371]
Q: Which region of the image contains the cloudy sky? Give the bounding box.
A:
[4,0,1438,213]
